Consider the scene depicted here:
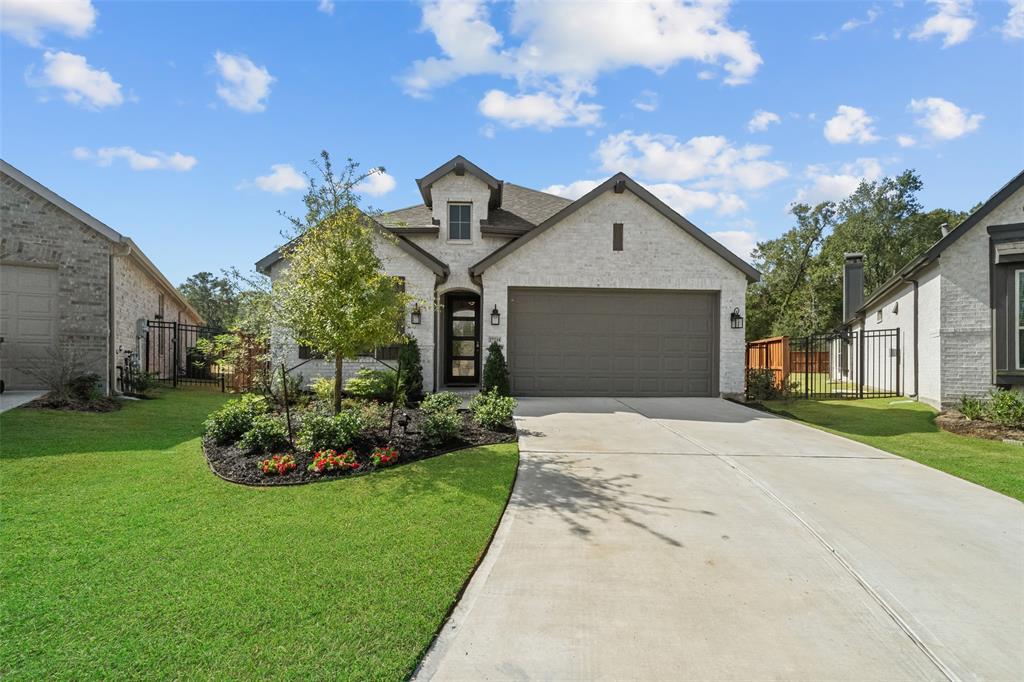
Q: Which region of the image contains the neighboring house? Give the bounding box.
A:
[845,169,1024,408]
[257,156,758,398]
[0,160,202,394]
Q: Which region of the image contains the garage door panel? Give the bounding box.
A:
[1,264,59,390]
[509,288,717,397]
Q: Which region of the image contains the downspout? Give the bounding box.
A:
[108,252,116,396]
[900,275,920,399]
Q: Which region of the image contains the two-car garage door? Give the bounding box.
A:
[507,288,717,397]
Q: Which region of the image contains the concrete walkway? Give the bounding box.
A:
[0,390,45,413]
[416,397,1024,681]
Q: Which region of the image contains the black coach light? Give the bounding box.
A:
[410,306,422,325]
[730,307,744,329]
[490,305,500,326]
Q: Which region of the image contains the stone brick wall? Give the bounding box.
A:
[112,251,201,370]
[0,172,112,390]
[482,189,750,397]
[939,184,1024,405]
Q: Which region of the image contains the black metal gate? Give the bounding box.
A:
[145,320,227,390]
[788,329,900,399]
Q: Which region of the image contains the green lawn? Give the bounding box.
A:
[761,397,1024,502]
[0,389,519,680]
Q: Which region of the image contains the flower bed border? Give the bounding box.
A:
[204,414,517,487]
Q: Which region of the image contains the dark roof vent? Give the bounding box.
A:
[613,180,626,194]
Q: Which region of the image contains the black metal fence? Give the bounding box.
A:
[747,328,901,399]
[145,320,227,390]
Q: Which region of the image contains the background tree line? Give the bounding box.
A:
[746,170,971,341]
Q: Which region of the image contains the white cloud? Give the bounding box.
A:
[633,90,659,113]
[542,179,602,199]
[31,51,123,109]
[793,158,883,205]
[402,0,761,129]
[897,134,917,147]
[405,0,762,94]
[545,178,745,217]
[250,164,306,193]
[214,51,274,113]
[356,169,397,197]
[909,96,983,139]
[1002,0,1024,39]
[697,69,716,80]
[0,0,96,46]
[478,87,601,129]
[841,7,880,31]
[317,0,335,15]
[910,0,975,47]
[709,229,758,261]
[823,105,879,144]
[73,146,197,171]
[747,109,781,132]
[596,130,788,191]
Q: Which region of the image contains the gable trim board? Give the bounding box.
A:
[856,169,1024,319]
[417,155,502,209]
[469,173,760,283]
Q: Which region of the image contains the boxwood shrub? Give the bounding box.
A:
[203,394,268,445]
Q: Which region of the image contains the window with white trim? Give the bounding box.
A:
[448,203,471,240]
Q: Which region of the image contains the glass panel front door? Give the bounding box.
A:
[446,295,479,384]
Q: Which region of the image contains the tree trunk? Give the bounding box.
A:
[333,353,343,415]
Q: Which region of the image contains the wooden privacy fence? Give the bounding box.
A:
[745,336,790,388]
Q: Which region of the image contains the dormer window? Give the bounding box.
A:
[449,203,471,240]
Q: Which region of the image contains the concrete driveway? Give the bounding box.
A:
[416,398,1024,681]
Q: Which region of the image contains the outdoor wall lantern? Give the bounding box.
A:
[410,306,422,325]
[730,307,744,329]
[490,305,501,326]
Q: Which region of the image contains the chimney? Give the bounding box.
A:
[940,222,950,237]
[843,253,865,322]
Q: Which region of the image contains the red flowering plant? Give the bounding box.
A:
[370,445,399,468]
[309,448,360,474]
[258,454,297,476]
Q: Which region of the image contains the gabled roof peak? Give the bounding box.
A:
[416,155,503,209]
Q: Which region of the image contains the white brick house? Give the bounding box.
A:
[258,156,758,398]
[847,169,1024,408]
[0,160,201,394]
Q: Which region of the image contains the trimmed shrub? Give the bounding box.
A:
[203,394,267,445]
[958,395,986,421]
[421,408,461,446]
[482,341,511,396]
[745,369,796,401]
[68,373,103,401]
[239,414,290,454]
[399,337,424,402]
[421,391,461,415]
[346,368,403,404]
[296,410,361,452]
[258,454,297,476]
[311,376,335,404]
[986,389,1024,428]
[469,388,517,429]
[347,399,388,431]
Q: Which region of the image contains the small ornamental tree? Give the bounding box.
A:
[274,151,415,414]
[482,340,511,396]
[399,336,424,402]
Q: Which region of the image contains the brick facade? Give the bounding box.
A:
[1,172,112,387]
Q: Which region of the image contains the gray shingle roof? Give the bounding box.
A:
[380,182,571,235]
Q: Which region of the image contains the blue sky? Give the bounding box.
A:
[2,0,1022,284]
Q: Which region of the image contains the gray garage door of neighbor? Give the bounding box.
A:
[507,288,718,397]
[0,264,59,390]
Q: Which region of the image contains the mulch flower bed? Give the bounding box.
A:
[24,395,122,413]
[935,410,1024,443]
[204,407,517,487]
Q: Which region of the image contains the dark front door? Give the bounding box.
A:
[445,294,480,385]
